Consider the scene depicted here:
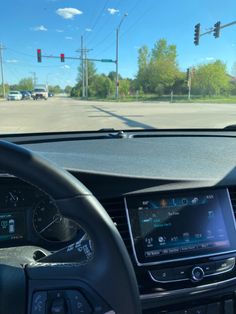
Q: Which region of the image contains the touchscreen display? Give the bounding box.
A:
[126,189,236,265]
[0,212,25,241]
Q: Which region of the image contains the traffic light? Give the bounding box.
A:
[37,49,42,62]
[60,53,65,62]
[213,21,221,38]
[194,23,200,46]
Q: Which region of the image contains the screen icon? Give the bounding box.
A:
[160,199,167,207]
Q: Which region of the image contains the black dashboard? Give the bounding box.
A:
[2,130,236,313]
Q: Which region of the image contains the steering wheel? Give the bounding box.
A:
[0,141,141,314]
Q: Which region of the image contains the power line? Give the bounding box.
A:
[84,0,110,38]
[120,2,154,38]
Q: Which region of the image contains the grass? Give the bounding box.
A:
[73,94,236,104]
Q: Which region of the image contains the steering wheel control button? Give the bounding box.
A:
[50,298,67,314]
[191,266,204,282]
[31,291,47,314]
[66,290,92,314]
[149,269,173,282]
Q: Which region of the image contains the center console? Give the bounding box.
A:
[125,189,236,313]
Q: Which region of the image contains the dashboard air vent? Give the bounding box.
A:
[101,198,132,255]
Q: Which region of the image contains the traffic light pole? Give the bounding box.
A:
[200,20,236,37]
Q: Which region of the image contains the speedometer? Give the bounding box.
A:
[33,199,78,242]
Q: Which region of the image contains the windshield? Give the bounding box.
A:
[34,89,46,92]
[0,0,236,133]
[9,92,19,95]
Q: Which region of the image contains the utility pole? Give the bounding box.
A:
[0,43,6,98]
[81,36,85,98]
[84,48,93,99]
[30,72,37,86]
[116,13,128,99]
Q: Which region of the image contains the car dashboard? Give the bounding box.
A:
[2,129,236,313]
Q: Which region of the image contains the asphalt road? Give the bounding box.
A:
[1,95,236,133]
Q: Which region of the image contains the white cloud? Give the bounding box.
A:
[56,29,64,33]
[6,59,19,63]
[56,8,83,19]
[65,36,73,40]
[32,25,48,31]
[85,28,92,32]
[205,57,215,61]
[107,8,119,15]
[61,65,70,69]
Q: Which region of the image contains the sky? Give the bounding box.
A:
[0,0,236,88]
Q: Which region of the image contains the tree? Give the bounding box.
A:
[48,85,62,94]
[136,39,180,95]
[108,71,122,81]
[192,60,230,96]
[18,77,34,91]
[136,45,150,92]
[64,85,72,94]
[77,60,96,83]
[119,79,130,96]
[89,75,113,98]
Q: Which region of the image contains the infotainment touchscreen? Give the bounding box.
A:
[125,189,236,265]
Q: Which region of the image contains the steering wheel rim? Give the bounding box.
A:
[0,140,141,314]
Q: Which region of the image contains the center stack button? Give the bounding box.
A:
[191,266,204,282]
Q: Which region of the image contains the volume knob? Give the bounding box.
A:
[191,266,204,282]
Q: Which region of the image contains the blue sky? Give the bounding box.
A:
[0,0,236,88]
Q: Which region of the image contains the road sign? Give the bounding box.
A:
[101,59,114,63]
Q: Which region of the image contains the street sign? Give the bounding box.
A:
[101,59,114,63]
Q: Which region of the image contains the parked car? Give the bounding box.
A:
[20,91,31,100]
[7,91,22,101]
[48,92,54,97]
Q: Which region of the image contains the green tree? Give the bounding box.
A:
[77,60,96,83]
[136,45,150,92]
[64,85,72,94]
[89,75,113,98]
[18,77,34,90]
[136,39,180,95]
[108,71,122,81]
[119,79,130,96]
[48,85,62,94]
[192,60,230,96]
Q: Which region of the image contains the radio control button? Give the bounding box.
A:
[200,262,215,275]
[173,266,189,280]
[215,258,235,273]
[191,266,204,282]
[149,269,173,282]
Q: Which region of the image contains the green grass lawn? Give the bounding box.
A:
[74,94,236,103]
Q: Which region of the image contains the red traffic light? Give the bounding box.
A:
[60,53,65,62]
[37,49,42,62]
